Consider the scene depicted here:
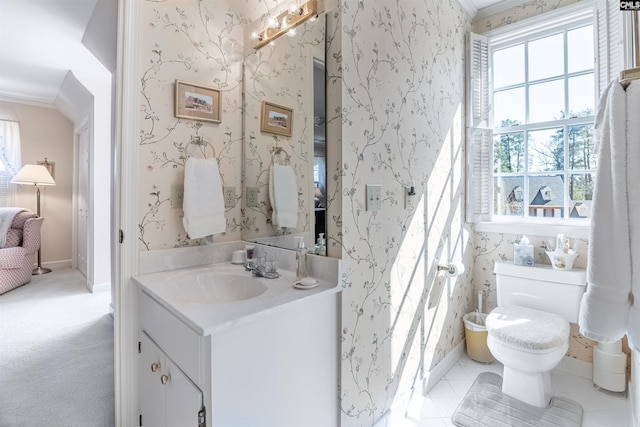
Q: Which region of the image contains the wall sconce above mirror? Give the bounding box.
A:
[250,0,319,50]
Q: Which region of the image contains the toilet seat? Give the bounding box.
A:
[486,305,569,351]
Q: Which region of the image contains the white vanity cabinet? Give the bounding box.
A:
[136,264,339,427]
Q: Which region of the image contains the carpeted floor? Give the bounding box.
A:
[0,268,114,427]
[452,371,583,427]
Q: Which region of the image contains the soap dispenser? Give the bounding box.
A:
[294,236,308,280]
[316,233,326,256]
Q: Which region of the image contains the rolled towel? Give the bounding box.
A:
[182,157,226,239]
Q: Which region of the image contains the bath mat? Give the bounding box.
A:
[452,372,583,427]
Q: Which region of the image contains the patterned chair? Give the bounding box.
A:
[0,210,43,295]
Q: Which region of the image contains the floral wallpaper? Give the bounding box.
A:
[243,18,324,242]
[138,0,249,250]
[472,0,581,33]
[336,1,472,424]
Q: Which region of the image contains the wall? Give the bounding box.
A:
[137,0,248,250]
[336,1,472,424]
[0,101,73,266]
[470,0,598,365]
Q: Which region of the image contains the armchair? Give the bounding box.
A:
[0,210,43,295]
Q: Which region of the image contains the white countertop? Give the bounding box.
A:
[134,262,341,336]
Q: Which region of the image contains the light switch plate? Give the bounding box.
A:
[171,184,184,209]
[366,184,382,211]
[223,186,236,207]
[246,186,259,207]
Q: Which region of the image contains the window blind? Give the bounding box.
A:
[466,32,492,222]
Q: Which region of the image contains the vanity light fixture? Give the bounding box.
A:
[252,0,318,50]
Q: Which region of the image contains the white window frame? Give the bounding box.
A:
[467,0,624,239]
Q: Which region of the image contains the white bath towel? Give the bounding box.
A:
[625,80,640,350]
[182,157,226,239]
[269,164,298,229]
[578,79,632,343]
[0,207,24,247]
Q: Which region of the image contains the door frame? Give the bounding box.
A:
[114,0,140,425]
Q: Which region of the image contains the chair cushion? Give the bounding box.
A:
[11,211,35,229]
[486,305,569,351]
[3,229,22,248]
[1,210,36,249]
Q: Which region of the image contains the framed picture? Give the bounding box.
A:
[37,159,55,179]
[175,80,221,123]
[260,101,293,137]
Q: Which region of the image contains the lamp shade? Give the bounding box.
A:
[10,164,56,186]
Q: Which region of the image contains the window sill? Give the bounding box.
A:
[473,219,590,240]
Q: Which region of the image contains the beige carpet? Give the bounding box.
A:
[452,372,583,427]
[0,268,114,427]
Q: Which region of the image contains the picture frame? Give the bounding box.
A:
[37,158,55,179]
[260,101,293,137]
[175,80,221,123]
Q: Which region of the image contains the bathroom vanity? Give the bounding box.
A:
[134,262,340,427]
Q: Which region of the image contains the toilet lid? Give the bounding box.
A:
[486,305,569,351]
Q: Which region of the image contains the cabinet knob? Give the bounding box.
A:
[150,362,160,373]
[160,374,171,385]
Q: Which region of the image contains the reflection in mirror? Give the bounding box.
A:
[243,15,326,253]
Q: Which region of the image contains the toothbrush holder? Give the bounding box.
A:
[545,250,579,271]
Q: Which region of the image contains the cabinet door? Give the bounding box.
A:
[139,333,166,427]
[140,332,204,427]
[164,358,204,427]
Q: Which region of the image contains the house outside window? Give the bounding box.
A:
[467,1,625,235]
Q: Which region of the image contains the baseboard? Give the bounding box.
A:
[38,259,72,270]
[90,281,111,293]
[556,356,593,380]
[423,341,466,393]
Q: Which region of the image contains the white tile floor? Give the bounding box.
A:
[378,354,630,426]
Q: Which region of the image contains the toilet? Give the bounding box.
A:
[486,261,586,408]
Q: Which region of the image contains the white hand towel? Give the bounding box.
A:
[578,79,632,343]
[269,164,298,229]
[625,80,640,350]
[182,157,226,239]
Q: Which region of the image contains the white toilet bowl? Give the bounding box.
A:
[486,305,570,407]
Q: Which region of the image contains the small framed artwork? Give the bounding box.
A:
[260,101,293,137]
[175,80,221,123]
[38,158,55,179]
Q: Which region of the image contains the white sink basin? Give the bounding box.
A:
[174,273,268,303]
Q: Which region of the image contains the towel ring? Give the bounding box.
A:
[270,146,290,166]
[186,136,215,159]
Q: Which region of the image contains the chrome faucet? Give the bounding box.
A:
[250,252,279,279]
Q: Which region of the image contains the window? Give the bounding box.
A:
[467,1,624,230]
[0,120,23,207]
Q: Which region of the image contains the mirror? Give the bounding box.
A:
[243,14,326,253]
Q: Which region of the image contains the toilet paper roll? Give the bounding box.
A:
[446,261,465,278]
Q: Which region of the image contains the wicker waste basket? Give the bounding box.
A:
[463,312,494,363]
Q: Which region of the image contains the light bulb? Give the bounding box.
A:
[309,15,317,22]
[250,31,259,40]
[287,1,299,14]
[267,16,279,29]
[287,28,297,37]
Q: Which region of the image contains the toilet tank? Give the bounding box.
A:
[494,261,587,323]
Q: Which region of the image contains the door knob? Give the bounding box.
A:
[150,362,160,373]
[161,374,171,385]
